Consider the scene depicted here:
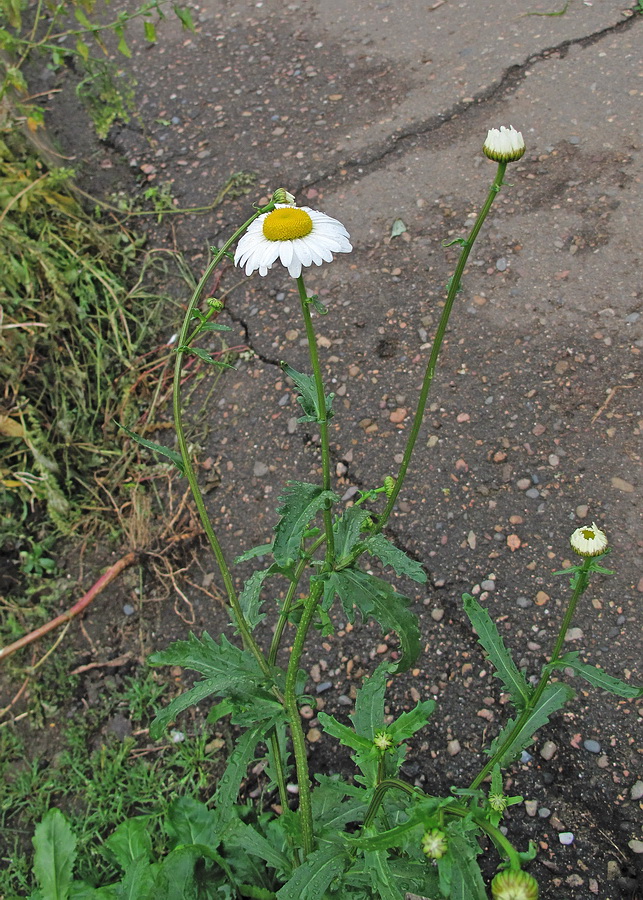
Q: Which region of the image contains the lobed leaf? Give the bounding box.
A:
[323,569,421,672]
[486,682,575,768]
[275,844,348,900]
[273,482,337,566]
[364,533,427,583]
[281,362,334,423]
[462,594,531,709]
[351,660,392,740]
[552,652,643,699]
[333,506,371,563]
[117,423,185,475]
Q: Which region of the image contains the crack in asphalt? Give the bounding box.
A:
[300,10,641,189]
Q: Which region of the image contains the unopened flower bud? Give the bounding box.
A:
[207,298,224,310]
[488,792,507,813]
[271,188,296,204]
[483,126,525,163]
[373,730,393,751]
[383,476,396,497]
[491,869,539,900]
[421,828,448,860]
[569,521,607,558]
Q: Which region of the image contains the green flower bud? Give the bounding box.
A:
[491,869,539,900]
[421,828,448,860]
[373,730,393,751]
[271,188,296,205]
[207,298,224,310]
[383,476,396,497]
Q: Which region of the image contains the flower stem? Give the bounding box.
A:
[284,582,323,858]
[469,555,593,790]
[173,203,275,678]
[296,274,335,564]
[377,161,508,531]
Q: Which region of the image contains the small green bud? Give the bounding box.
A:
[271,188,296,204]
[421,828,448,860]
[491,869,539,900]
[383,476,396,497]
[207,298,224,310]
[373,731,393,751]
[488,792,507,813]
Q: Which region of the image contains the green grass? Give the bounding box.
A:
[0,670,225,896]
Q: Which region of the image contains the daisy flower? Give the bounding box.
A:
[234,203,352,278]
[569,522,608,558]
[491,869,539,900]
[483,126,525,163]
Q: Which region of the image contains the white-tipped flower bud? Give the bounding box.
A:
[483,126,525,163]
[271,188,296,204]
[569,522,608,558]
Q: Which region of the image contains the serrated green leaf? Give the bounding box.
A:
[364,533,427,583]
[117,423,185,475]
[226,819,291,873]
[462,594,531,709]
[387,700,435,744]
[115,855,156,900]
[179,345,234,368]
[173,4,195,31]
[347,798,440,851]
[273,482,337,566]
[166,797,218,849]
[280,362,334,423]
[213,722,266,817]
[32,809,76,900]
[311,777,368,833]
[365,851,405,900]
[199,322,232,331]
[351,660,391,740]
[317,711,374,754]
[103,817,152,869]
[148,634,264,738]
[239,569,271,631]
[487,682,575,768]
[275,844,347,900]
[235,542,273,564]
[324,569,420,672]
[334,506,371,562]
[445,831,487,900]
[552,653,643,699]
[143,20,157,41]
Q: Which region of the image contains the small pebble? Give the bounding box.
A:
[584,739,601,754]
[630,780,643,800]
[538,807,551,818]
[516,596,532,608]
[565,626,583,641]
[548,454,559,467]
[540,740,557,761]
[123,603,135,616]
[520,750,533,763]
[481,579,495,591]
[496,257,508,271]
[629,840,643,854]
[517,478,531,490]
[253,461,269,477]
[576,504,589,518]
[337,695,352,706]
[306,728,322,743]
[559,832,575,845]
[316,681,333,694]
[525,488,540,499]
[286,783,299,794]
[597,755,609,768]
[431,608,444,622]
[447,739,461,756]
[524,800,538,817]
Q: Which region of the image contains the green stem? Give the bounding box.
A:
[173,203,275,678]
[296,275,335,564]
[284,584,323,858]
[377,161,508,531]
[469,555,593,790]
[269,534,326,666]
[362,778,421,830]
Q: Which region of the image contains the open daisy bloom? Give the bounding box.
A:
[234,203,352,278]
[569,522,608,558]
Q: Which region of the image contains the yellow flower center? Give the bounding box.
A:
[581,528,595,540]
[263,208,313,241]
